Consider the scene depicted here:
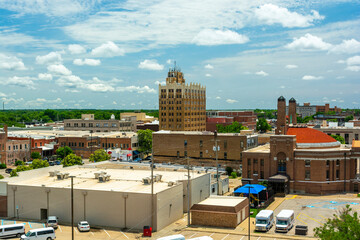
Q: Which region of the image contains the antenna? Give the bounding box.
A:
[174,61,176,71]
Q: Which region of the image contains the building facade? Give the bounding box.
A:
[153,131,258,169]
[0,126,7,164]
[159,66,206,131]
[316,123,360,144]
[242,97,360,195]
[206,111,257,131]
[64,114,136,132]
[286,102,342,118]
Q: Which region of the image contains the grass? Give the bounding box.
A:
[250,208,260,218]
[357,193,360,198]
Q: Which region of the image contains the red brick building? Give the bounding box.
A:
[206,111,257,131]
[242,97,360,195]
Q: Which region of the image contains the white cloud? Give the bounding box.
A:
[166,59,172,64]
[138,60,164,71]
[226,99,238,104]
[255,4,324,28]
[154,80,166,85]
[38,73,53,81]
[47,64,72,75]
[65,89,80,93]
[255,70,269,76]
[1,97,24,105]
[345,55,360,72]
[1,76,36,89]
[205,64,214,69]
[286,33,332,51]
[113,101,117,105]
[280,85,285,89]
[205,73,212,77]
[285,64,298,69]
[116,85,156,94]
[36,51,62,65]
[302,75,323,80]
[91,41,125,57]
[0,53,27,70]
[215,96,221,100]
[330,39,360,54]
[68,44,86,54]
[0,92,7,97]
[192,29,248,46]
[73,58,101,66]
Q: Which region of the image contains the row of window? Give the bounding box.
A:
[61,142,130,149]
[177,151,228,159]
[7,144,29,151]
[66,123,131,128]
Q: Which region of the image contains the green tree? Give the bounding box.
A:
[314,205,360,240]
[345,115,354,122]
[10,165,33,177]
[217,121,248,133]
[0,174,3,179]
[137,129,153,153]
[15,160,24,166]
[330,135,345,144]
[31,152,41,159]
[256,118,272,133]
[225,166,233,176]
[0,163,6,169]
[56,146,74,159]
[89,149,111,162]
[230,172,237,178]
[62,154,83,167]
[31,159,49,169]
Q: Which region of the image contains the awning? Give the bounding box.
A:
[127,153,132,157]
[234,184,266,194]
[269,174,289,183]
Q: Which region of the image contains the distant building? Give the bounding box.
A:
[120,112,156,123]
[64,114,136,132]
[316,122,360,144]
[152,130,258,169]
[159,66,206,131]
[206,111,257,131]
[287,102,342,118]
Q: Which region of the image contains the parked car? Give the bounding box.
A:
[26,161,32,165]
[55,160,61,165]
[48,161,55,166]
[144,156,152,160]
[77,221,90,232]
[5,168,13,174]
[0,223,25,238]
[133,158,142,162]
[46,216,58,229]
[21,227,55,240]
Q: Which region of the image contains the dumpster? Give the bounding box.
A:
[295,225,308,235]
[143,226,152,237]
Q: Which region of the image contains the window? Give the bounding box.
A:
[224,140,227,149]
[305,170,310,180]
[199,140,203,147]
[260,159,264,166]
[254,159,258,165]
[305,160,310,167]
[81,123,86,127]
[326,160,330,166]
[184,140,187,147]
[336,160,340,166]
[200,152,203,158]
[184,151,187,157]
[224,152,227,160]
[248,170,251,178]
[260,171,264,179]
[355,134,359,140]
[89,123,93,127]
[326,170,330,180]
[96,123,100,127]
[240,141,244,148]
[336,170,340,179]
[177,151,180,158]
[104,123,108,127]
[248,158,251,166]
[112,123,117,127]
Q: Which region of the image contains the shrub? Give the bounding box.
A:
[0,174,4,179]
[62,154,83,167]
[31,159,49,169]
[89,149,111,163]
[225,166,233,176]
[31,152,41,159]
[15,160,24,166]
[0,163,6,169]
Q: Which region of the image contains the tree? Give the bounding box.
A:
[216,121,248,133]
[225,166,233,176]
[0,174,3,179]
[256,118,272,133]
[15,160,24,166]
[331,135,345,144]
[314,205,360,240]
[89,149,111,162]
[31,159,49,169]
[31,152,41,159]
[345,115,354,122]
[0,163,6,169]
[62,154,83,167]
[230,172,237,178]
[56,146,74,159]
[137,129,153,153]
[10,165,33,177]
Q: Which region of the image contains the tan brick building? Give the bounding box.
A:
[152,131,258,169]
[242,97,360,195]
[159,66,206,131]
[64,114,136,132]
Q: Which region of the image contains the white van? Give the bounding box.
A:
[21,227,56,240]
[157,234,185,240]
[255,210,274,232]
[189,237,214,240]
[0,223,25,238]
[275,209,295,232]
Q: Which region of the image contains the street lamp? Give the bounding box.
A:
[90,130,93,157]
[69,176,75,240]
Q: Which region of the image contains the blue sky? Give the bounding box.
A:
[0,0,359,110]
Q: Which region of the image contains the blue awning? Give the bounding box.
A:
[133,150,140,155]
[234,184,266,194]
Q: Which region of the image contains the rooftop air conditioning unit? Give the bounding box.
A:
[63,173,69,179]
[94,172,100,179]
[56,173,64,180]
[142,177,151,184]
[155,174,162,182]
[49,171,55,177]
[99,176,105,183]
[168,181,174,186]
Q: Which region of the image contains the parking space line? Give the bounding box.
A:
[1,219,3,225]
[209,233,215,237]
[319,214,328,219]
[296,213,308,225]
[74,227,78,233]
[28,222,32,228]
[189,233,197,238]
[300,213,323,225]
[240,236,245,240]
[90,231,94,236]
[42,223,45,228]
[58,225,62,232]
[120,231,129,239]
[257,237,261,240]
[221,233,229,240]
[104,229,111,238]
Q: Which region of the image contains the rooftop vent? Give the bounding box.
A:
[168,181,175,186]
[142,177,151,184]
[155,174,162,182]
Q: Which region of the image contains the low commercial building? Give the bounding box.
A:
[153,131,258,170]
[0,162,211,231]
[64,114,136,132]
[206,111,257,131]
[316,122,360,144]
[190,196,249,228]
[120,112,157,123]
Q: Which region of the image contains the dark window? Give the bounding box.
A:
[224,152,227,160]
[184,140,187,147]
[326,170,330,179]
[184,151,187,157]
[224,140,227,149]
[305,170,310,180]
[305,160,310,167]
[248,159,251,166]
[4,226,23,231]
[260,171,264,179]
[260,159,264,166]
[326,160,330,166]
[200,152,203,158]
[248,170,251,178]
[336,160,340,166]
[199,140,203,147]
[336,170,340,179]
[355,134,359,140]
[177,151,180,158]
[254,159,258,165]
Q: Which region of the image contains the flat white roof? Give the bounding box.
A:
[8,129,137,138]
[256,210,273,218]
[277,210,294,218]
[196,196,246,207]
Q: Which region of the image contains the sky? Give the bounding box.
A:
[0,0,359,110]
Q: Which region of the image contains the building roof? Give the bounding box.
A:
[353,140,360,148]
[193,196,247,207]
[278,96,285,101]
[287,127,337,144]
[289,97,296,102]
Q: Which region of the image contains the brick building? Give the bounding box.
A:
[159,66,206,131]
[206,111,257,131]
[152,131,258,169]
[316,122,360,144]
[64,114,136,132]
[0,126,7,164]
[242,96,360,195]
[286,102,342,118]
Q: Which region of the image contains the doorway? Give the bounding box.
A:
[40,209,47,220]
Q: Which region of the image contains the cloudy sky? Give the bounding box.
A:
[0,0,359,109]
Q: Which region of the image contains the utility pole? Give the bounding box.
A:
[248,186,251,240]
[344,152,347,193]
[187,156,191,226]
[70,176,75,240]
[214,131,220,195]
[151,150,154,231]
[90,130,93,157]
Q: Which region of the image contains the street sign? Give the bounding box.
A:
[213,146,220,151]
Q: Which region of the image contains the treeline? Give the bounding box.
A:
[0,109,159,127]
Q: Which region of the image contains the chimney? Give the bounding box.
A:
[276,96,286,135]
[289,98,297,125]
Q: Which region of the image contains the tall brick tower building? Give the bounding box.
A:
[159,66,206,131]
[288,97,297,125]
[276,96,287,135]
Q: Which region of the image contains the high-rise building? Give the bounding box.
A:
[159,66,206,131]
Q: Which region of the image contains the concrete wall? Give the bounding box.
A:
[180,173,210,212]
